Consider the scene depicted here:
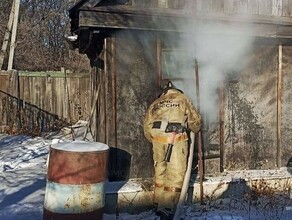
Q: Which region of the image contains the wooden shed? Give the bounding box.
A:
[69,0,292,181]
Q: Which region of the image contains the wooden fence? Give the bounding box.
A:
[0,70,91,135]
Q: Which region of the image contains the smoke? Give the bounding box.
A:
[174,21,256,121]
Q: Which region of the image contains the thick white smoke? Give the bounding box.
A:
[175,21,256,121]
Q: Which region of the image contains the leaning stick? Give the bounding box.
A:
[83,82,101,141]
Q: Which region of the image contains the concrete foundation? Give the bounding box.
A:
[104,168,292,214]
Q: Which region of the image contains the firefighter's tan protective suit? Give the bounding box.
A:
[143,88,201,212]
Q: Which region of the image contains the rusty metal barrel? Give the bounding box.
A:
[43,140,109,220]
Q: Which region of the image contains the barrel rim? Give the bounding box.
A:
[49,146,109,154]
[51,140,110,153]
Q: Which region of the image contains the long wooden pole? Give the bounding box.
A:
[219,85,225,172]
[195,59,204,204]
[277,42,282,167]
[83,83,101,141]
[8,0,20,70]
[0,0,15,70]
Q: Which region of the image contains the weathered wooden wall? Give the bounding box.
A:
[0,70,91,134]
[281,45,292,167]
[93,32,158,180]
[224,45,278,170]
[115,31,158,179]
[131,0,292,17]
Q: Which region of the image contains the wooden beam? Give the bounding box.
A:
[79,9,292,38]
[79,10,182,32]
[79,4,292,25]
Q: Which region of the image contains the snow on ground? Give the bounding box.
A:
[0,122,292,219]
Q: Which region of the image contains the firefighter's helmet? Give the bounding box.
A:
[159,81,183,97]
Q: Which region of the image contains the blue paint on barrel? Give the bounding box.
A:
[44,181,105,213]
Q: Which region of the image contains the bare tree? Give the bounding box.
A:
[0,0,89,72]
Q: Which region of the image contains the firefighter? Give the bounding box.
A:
[143,81,202,219]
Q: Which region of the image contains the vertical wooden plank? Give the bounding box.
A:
[224,0,248,14]
[110,37,117,148]
[79,77,88,120]
[62,75,68,121]
[235,0,248,13]
[149,0,158,7]
[85,77,91,119]
[19,76,24,103]
[248,0,259,14]
[219,85,225,172]
[70,76,78,122]
[196,0,203,11]
[76,77,81,121]
[29,76,34,131]
[259,0,273,15]
[98,38,107,143]
[70,77,76,122]
[46,76,53,130]
[77,77,82,121]
[36,77,41,132]
[0,74,5,126]
[282,0,292,16]
[66,76,72,122]
[66,73,71,121]
[158,0,169,8]
[196,0,212,11]
[55,78,60,119]
[28,77,34,130]
[277,43,282,167]
[40,77,46,131]
[22,76,29,130]
[137,0,149,6]
[168,0,187,9]
[90,66,98,141]
[272,0,283,16]
[212,0,224,13]
[51,77,58,127]
[58,77,65,121]
[185,0,197,12]
[224,0,233,13]
[6,72,13,129]
[104,38,110,145]
[0,74,9,126]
